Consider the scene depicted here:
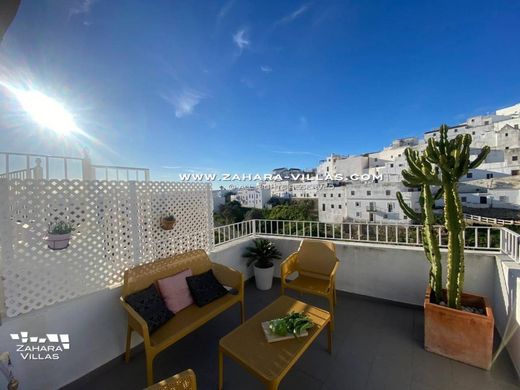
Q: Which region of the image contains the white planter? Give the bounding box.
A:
[253,264,274,290]
[47,232,71,250]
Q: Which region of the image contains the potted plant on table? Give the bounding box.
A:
[243,239,281,290]
[397,124,493,369]
[160,215,176,230]
[47,221,74,250]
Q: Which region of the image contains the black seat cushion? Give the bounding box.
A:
[186,269,228,307]
[125,284,174,333]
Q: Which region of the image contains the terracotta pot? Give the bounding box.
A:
[160,218,176,230]
[47,232,71,250]
[424,287,494,369]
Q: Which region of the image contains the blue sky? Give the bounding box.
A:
[1,0,520,181]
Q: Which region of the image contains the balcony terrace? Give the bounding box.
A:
[0,176,519,389]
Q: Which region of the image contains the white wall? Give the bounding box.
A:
[264,237,495,305]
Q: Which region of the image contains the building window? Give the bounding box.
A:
[355,202,361,207]
[472,131,476,135]
[513,170,519,176]
[387,203,394,212]
[454,129,458,132]
[356,212,361,217]
[367,191,371,196]
[500,196,508,202]
[338,193,341,197]
[506,133,509,137]
[513,156,518,161]
[351,191,355,196]
[323,194,327,197]
[506,147,510,150]
[390,164,394,168]
[384,214,388,219]
[403,215,408,220]
[338,204,342,209]
[326,166,329,171]
[322,204,326,211]
[331,204,334,209]
[398,154,401,157]
[374,158,378,161]
[467,172,473,178]
[484,121,489,125]
[515,125,519,129]
[461,196,467,202]
[386,190,391,196]
[480,196,487,204]
[486,173,493,179]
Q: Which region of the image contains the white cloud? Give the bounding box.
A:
[233,29,250,51]
[217,0,235,23]
[70,0,96,16]
[260,65,273,73]
[275,3,311,25]
[161,88,207,118]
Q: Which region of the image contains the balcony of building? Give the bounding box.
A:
[0,176,519,390]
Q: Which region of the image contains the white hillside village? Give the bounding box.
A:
[226,101,520,224]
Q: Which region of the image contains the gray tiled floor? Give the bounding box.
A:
[62,280,520,390]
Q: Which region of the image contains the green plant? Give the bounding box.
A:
[397,125,490,309]
[48,221,74,235]
[268,312,314,337]
[396,149,443,303]
[243,239,281,269]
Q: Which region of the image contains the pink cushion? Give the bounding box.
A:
[157,269,194,313]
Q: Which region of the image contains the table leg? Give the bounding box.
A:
[218,348,224,390]
[267,380,279,390]
[327,321,332,354]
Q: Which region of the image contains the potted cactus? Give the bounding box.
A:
[243,239,282,290]
[397,125,493,369]
[47,221,74,250]
[160,215,176,230]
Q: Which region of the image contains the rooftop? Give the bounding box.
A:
[63,279,520,390]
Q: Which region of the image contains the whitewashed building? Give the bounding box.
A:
[231,187,271,209]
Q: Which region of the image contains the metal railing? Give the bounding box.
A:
[501,228,520,262]
[464,213,520,227]
[213,220,255,245]
[0,151,150,181]
[213,219,502,252]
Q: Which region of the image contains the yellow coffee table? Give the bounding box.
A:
[218,295,332,390]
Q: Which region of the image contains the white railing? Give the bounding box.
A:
[501,228,520,262]
[213,220,255,245]
[464,213,520,227]
[0,151,150,181]
[213,219,502,251]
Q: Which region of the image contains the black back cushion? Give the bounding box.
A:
[186,269,228,307]
[125,284,173,333]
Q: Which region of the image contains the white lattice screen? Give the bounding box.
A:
[0,179,213,317]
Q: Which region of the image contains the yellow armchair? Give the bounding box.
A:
[146,369,197,390]
[280,239,339,328]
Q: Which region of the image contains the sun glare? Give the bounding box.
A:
[12,88,80,136]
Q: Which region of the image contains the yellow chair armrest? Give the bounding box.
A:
[281,252,298,280]
[327,261,340,289]
[120,296,150,339]
[212,262,244,293]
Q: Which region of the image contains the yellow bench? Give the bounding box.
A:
[120,249,244,386]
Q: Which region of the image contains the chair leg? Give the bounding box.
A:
[124,325,132,363]
[333,284,337,306]
[146,351,155,386]
[240,299,245,324]
[328,294,335,331]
